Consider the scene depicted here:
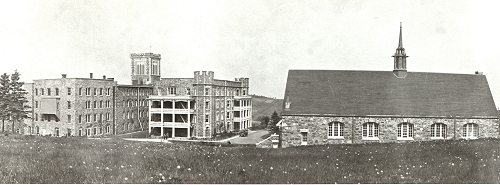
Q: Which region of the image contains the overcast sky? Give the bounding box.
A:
[1,0,499,107]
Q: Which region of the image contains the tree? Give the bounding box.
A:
[0,73,11,132]
[268,110,281,133]
[257,116,270,127]
[9,70,29,134]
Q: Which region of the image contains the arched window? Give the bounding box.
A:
[328,122,344,138]
[463,123,479,139]
[362,122,379,139]
[431,123,447,139]
[397,123,414,139]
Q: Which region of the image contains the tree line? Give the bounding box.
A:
[0,70,30,133]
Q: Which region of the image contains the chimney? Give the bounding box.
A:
[89,73,93,79]
[61,74,67,78]
[103,75,106,79]
[475,71,483,75]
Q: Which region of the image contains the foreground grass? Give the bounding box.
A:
[1,135,500,183]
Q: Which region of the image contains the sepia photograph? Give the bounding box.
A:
[0,0,500,184]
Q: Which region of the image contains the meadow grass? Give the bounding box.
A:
[1,134,500,183]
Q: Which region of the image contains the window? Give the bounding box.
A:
[55,127,59,137]
[243,90,246,96]
[168,86,176,95]
[205,88,210,96]
[106,100,110,108]
[431,123,447,139]
[41,88,44,95]
[151,60,159,75]
[78,128,82,136]
[106,126,110,133]
[301,131,308,145]
[93,128,97,135]
[67,115,71,123]
[47,88,51,96]
[463,123,479,139]
[99,114,103,122]
[106,88,111,96]
[205,115,209,123]
[36,126,40,135]
[67,101,71,109]
[397,123,414,140]
[186,88,191,95]
[79,88,82,96]
[86,114,91,123]
[67,88,71,95]
[93,88,97,96]
[226,100,230,107]
[205,101,210,109]
[226,112,230,119]
[86,128,91,136]
[93,101,97,108]
[78,115,82,123]
[106,113,110,121]
[362,122,379,139]
[55,88,59,96]
[328,122,345,138]
[99,88,103,96]
[35,101,38,108]
[35,88,38,96]
[93,114,97,122]
[99,101,103,108]
[136,60,146,75]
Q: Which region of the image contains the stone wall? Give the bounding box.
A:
[281,115,500,148]
[115,86,152,134]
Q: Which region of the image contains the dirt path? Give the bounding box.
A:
[228,129,269,144]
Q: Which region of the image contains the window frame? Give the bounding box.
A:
[328,122,345,139]
[463,123,479,139]
[430,123,447,139]
[362,122,380,140]
[397,122,414,140]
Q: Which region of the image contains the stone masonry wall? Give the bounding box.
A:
[281,116,500,148]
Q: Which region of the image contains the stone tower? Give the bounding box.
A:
[130,53,161,85]
[392,22,408,78]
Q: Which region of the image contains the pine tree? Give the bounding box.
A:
[9,70,29,134]
[0,73,11,133]
[269,110,281,133]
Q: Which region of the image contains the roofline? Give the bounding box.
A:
[282,113,499,119]
[33,78,115,81]
[287,69,486,76]
[116,84,154,88]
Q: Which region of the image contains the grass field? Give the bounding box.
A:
[1,135,500,184]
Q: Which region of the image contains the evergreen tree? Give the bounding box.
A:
[269,110,281,133]
[9,70,29,134]
[0,73,11,132]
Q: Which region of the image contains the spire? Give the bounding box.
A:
[398,22,403,48]
[392,22,408,78]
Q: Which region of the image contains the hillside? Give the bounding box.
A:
[251,95,283,121]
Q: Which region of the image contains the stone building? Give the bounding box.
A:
[279,24,499,147]
[114,85,153,134]
[148,71,252,138]
[28,73,116,136]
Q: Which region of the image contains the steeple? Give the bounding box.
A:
[392,22,408,78]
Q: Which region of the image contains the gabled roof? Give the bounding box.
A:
[282,70,498,118]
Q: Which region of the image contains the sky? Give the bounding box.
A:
[0,0,499,108]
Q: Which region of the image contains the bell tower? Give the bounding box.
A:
[130,53,161,85]
[392,22,408,78]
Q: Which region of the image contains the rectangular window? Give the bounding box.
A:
[35,101,38,108]
[35,88,38,96]
[47,88,51,96]
[79,88,82,96]
[106,88,111,96]
[41,88,44,95]
[93,101,97,108]
[55,88,59,96]
[205,115,209,123]
[93,88,97,96]
[35,113,38,121]
[67,101,71,109]
[99,101,103,108]
[205,88,210,96]
[99,88,103,96]
[106,113,110,121]
[78,115,82,123]
[67,115,71,123]
[168,87,176,95]
[301,132,308,145]
[67,88,71,95]
[93,114,97,122]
